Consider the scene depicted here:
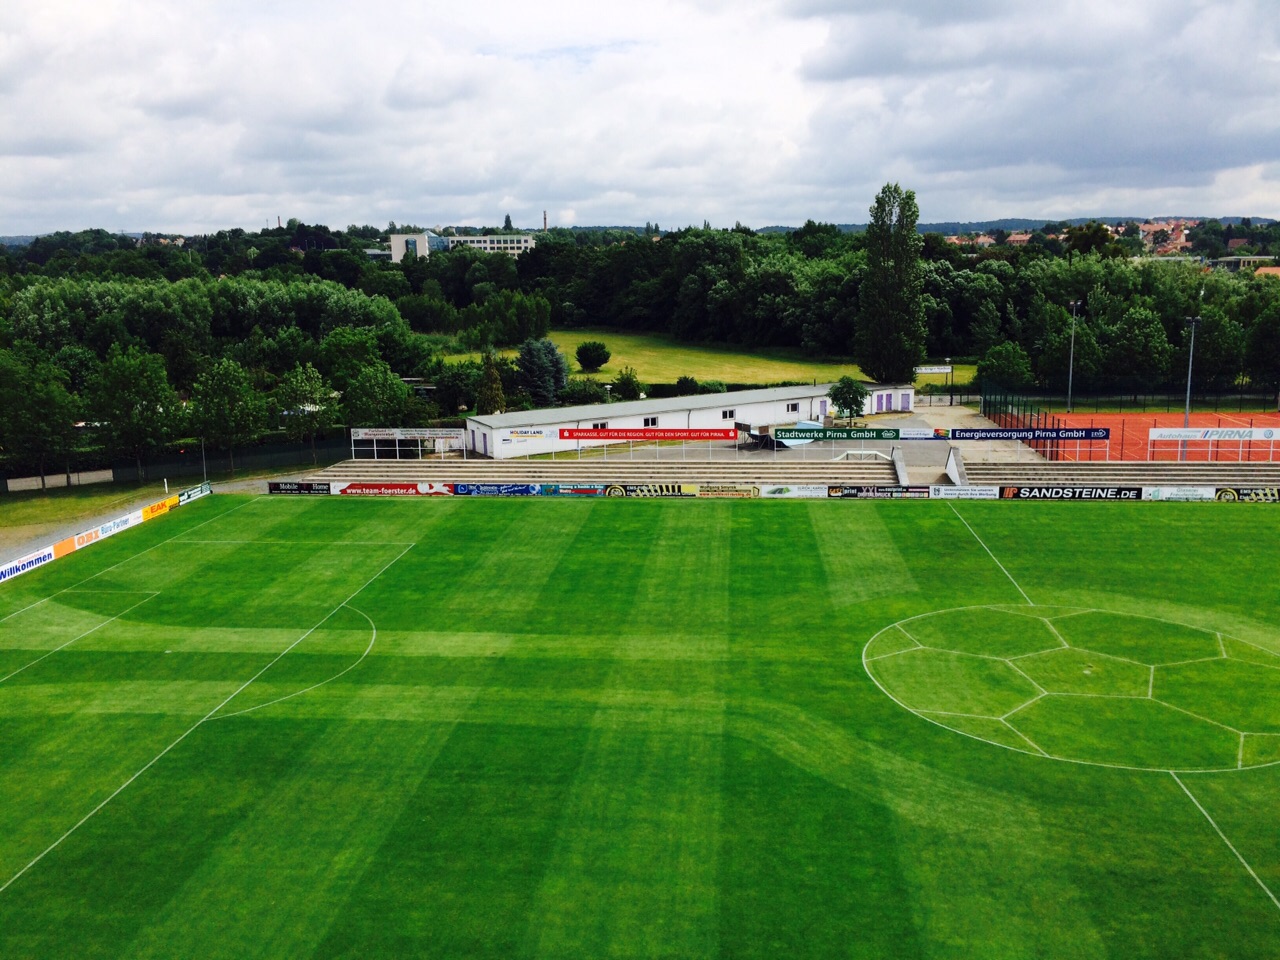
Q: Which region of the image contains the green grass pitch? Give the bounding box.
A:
[2,495,1280,958]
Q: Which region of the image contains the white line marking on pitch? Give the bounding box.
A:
[0,497,261,625]
[0,593,158,685]
[1148,666,1155,698]
[1001,693,1045,720]
[211,604,378,721]
[862,608,1280,776]
[1156,699,1243,736]
[1005,660,1046,694]
[1171,772,1280,914]
[947,504,1034,605]
[1043,620,1071,649]
[0,542,412,899]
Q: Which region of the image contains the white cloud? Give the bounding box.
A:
[0,0,1277,233]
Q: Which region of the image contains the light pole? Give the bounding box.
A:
[1181,293,1204,461]
[946,357,953,406]
[1066,300,1081,414]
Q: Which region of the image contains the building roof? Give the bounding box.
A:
[468,384,847,430]
[1254,266,1280,278]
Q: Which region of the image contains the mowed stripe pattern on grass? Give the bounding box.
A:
[0,496,1279,957]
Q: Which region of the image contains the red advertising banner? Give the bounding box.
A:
[558,428,738,441]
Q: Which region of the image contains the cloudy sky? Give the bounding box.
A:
[2,0,1279,234]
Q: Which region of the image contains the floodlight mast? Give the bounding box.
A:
[1066,300,1082,414]
[1180,288,1204,461]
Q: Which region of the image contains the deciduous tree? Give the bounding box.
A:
[86,345,180,480]
[854,183,926,383]
[189,358,267,475]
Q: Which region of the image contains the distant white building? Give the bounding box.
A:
[447,234,537,256]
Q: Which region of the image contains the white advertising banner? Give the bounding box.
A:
[1149,428,1279,442]
[1142,486,1218,502]
[0,546,56,585]
[929,485,1000,500]
[757,484,830,499]
[351,428,464,440]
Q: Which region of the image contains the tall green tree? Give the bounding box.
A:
[977,341,1034,390]
[1245,304,1280,404]
[475,353,506,415]
[86,345,180,481]
[189,358,267,476]
[277,362,337,464]
[516,338,569,407]
[854,183,926,383]
[343,361,408,426]
[0,351,79,489]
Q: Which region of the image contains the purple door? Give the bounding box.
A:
[875,393,884,413]
[482,433,488,455]
[901,392,911,411]
[819,399,827,417]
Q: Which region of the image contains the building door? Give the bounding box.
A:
[902,392,912,411]
[876,393,884,413]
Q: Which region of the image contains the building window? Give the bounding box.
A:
[644,416,659,427]
[722,409,735,420]
[592,421,608,430]
[786,402,800,413]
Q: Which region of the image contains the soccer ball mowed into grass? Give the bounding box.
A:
[2,495,1279,958]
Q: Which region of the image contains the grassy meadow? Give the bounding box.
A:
[1,495,1279,958]
[460,327,975,388]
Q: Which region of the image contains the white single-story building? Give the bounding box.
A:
[464,383,915,458]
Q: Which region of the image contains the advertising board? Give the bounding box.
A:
[351,428,464,440]
[337,482,425,496]
[604,484,697,498]
[539,484,609,497]
[1000,487,1141,500]
[1150,428,1279,442]
[827,486,930,499]
[559,429,738,441]
[142,495,179,521]
[269,481,332,495]
[774,427,940,441]
[756,485,830,499]
[0,546,56,585]
[453,483,541,496]
[929,486,1000,499]
[695,484,759,499]
[1214,487,1280,502]
[945,428,1110,441]
[178,481,213,504]
[1142,486,1217,502]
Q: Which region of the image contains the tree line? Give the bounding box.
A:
[2,197,1279,481]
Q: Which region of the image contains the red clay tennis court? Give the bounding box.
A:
[1051,411,1280,461]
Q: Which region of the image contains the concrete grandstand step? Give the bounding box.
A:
[304,459,899,485]
[962,460,1280,487]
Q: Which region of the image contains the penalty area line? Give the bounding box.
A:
[0,541,413,900]
[1171,771,1280,915]
[947,503,1033,605]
